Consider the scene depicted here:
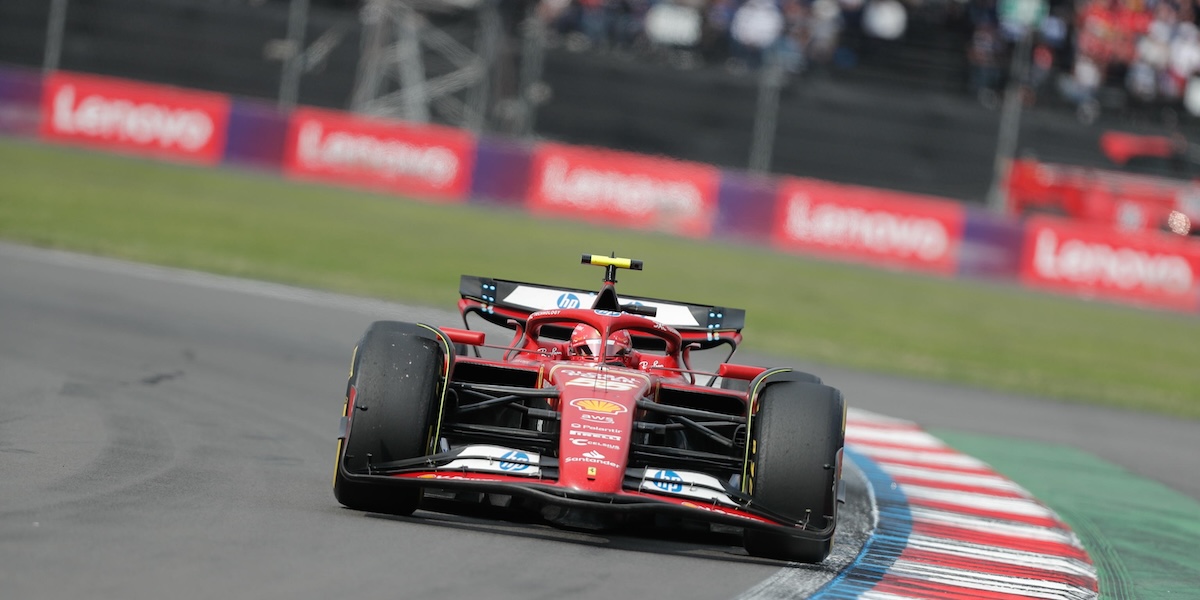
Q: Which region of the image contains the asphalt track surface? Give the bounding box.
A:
[0,243,871,600]
[2,242,1197,599]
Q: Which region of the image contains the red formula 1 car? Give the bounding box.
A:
[333,254,846,562]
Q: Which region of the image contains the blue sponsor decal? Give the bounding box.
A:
[651,469,684,493]
[557,293,581,309]
[593,309,622,317]
[499,450,531,471]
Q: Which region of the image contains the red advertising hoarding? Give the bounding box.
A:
[1019,216,1200,311]
[40,71,231,165]
[282,107,475,202]
[770,178,966,274]
[527,143,720,238]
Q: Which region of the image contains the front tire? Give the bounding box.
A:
[721,370,820,392]
[742,381,845,563]
[334,321,446,515]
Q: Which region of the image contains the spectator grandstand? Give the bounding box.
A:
[10,0,1200,128]
[528,0,1200,126]
[4,0,1200,201]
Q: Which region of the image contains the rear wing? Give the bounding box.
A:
[457,275,745,351]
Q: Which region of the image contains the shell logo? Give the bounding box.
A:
[570,398,628,415]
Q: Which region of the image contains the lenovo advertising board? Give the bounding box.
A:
[40,71,230,165]
[1020,216,1200,311]
[283,107,475,202]
[528,143,720,238]
[771,178,966,274]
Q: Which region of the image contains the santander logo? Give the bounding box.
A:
[783,193,950,261]
[1031,229,1193,294]
[539,157,702,217]
[50,84,215,152]
[294,120,459,188]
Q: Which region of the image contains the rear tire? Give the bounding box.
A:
[334,321,445,516]
[742,381,844,563]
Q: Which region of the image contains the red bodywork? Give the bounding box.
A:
[385,307,781,528]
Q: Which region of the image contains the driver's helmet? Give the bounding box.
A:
[568,324,633,363]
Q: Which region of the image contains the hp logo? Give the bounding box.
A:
[651,469,684,493]
[499,450,530,471]
[557,293,581,308]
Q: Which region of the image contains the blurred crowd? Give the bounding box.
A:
[532,0,907,73]
[966,0,1200,122]
[965,0,1072,108]
[530,0,1200,123]
[1068,0,1200,120]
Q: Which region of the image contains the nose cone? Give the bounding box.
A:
[548,364,650,492]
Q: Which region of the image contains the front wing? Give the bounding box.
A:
[337,444,836,541]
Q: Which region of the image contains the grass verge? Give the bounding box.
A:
[2,137,1198,417]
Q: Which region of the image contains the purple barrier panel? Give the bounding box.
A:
[957,207,1025,279]
[222,98,289,171]
[0,64,44,136]
[713,171,779,240]
[469,136,532,207]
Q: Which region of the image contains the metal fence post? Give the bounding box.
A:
[43,0,70,73]
[279,0,311,109]
[986,5,1039,214]
[516,14,545,137]
[749,56,785,173]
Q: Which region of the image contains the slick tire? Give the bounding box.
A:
[334,321,445,516]
[742,381,845,563]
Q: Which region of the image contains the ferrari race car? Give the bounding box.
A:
[333,254,846,563]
